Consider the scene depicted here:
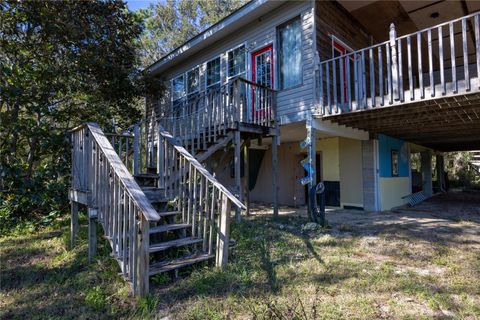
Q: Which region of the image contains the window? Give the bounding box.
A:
[277,17,302,89]
[206,57,221,87]
[391,150,399,177]
[172,75,185,100]
[227,45,246,78]
[187,67,199,94]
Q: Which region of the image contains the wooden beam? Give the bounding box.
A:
[88,207,97,263]
[243,139,250,216]
[272,134,279,219]
[70,201,79,249]
[216,194,231,267]
[234,130,242,222]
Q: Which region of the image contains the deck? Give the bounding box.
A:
[316,12,480,151]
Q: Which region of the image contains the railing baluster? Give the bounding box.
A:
[354,52,359,110]
[362,50,367,108]
[450,22,458,93]
[407,36,414,100]
[346,55,352,110]
[378,47,384,106]
[428,29,435,97]
[439,26,446,95]
[475,14,480,89]
[318,64,324,115]
[417,32,424,98]
[386,42,393,104]
[369,48,375,107]
[462,18,470,91]
[397,38,404,102]
[326,61,331,113]
[332,58,337,113]
[340,55,345,108]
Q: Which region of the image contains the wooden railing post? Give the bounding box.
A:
[216,194,231,268]
[70,201,79,248]
[133,125,139,175]
[137,215,150,297]
[390,23,399,101]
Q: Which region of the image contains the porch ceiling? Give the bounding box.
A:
[323,93,480,152]
[337,0,480,43]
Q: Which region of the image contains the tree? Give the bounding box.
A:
[0,0,143,232]
[138,0,247,67]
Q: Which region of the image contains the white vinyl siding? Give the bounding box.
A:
[161,1,315,125]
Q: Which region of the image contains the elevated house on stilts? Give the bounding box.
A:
[70,0,480,296]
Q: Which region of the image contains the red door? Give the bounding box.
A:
[333,40,349,100]
[251,44,274,121]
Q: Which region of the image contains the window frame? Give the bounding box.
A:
[276,15,303,91]
[205,56,222,89]
[226,43,247,81]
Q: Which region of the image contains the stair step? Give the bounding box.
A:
[157,210,180,217]
[149,223,190,234]
[135,173,159,179]
[149,237,203,253]
[149,253,214,275]
[149,253,214,276]
[142,187,167,202]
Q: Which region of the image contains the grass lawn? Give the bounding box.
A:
[1,202,479,319]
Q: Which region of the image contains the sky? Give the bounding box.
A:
[124,0,159,11]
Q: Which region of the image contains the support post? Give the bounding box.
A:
[361,139,380,211]
[70,201,79,248]
[436,154,445,192]
[390,23,399,101]
[216,194,231,267]
[306,120,317,219]
[421,151,433,197]
[88,207,97,263]
[137,216,150,297]
[272,134,279,218]
[234,130,242,222]
[244,139,250,216]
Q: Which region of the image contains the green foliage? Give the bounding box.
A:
[137,0,247,67]
[85,286,108,310]
[151,272,171,285]
[134,294,159,318]
[0,0,144,234]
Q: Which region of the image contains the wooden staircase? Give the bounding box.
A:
[69,78,278,297]
[69,122,245,297]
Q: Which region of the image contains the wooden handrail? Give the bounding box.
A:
[86,122,160,222]
[158,124,246,210]
[236,77,277,92]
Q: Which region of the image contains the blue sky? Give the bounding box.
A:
[125,0,159,11]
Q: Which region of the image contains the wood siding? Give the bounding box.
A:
[153,1,315,125]
[315,1,372,61]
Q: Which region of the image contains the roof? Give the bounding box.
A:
[144,0,286,77]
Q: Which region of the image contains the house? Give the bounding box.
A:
[144,0,480,211]
[70,0,480,296]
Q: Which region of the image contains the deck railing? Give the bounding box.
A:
[160,77,276,154]
[318,12,480,115]
[71,123,160,296]
[129,118,246,263]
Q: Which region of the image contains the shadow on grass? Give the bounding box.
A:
[150,216,333,309]
[0,223,133,320]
